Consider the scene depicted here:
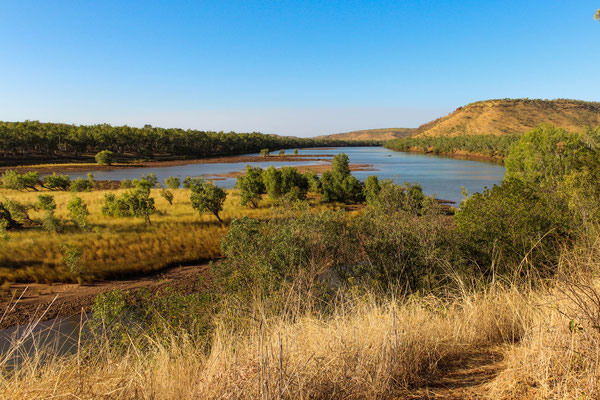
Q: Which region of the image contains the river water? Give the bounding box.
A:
[67,146,505,204]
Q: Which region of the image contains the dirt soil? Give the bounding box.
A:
[0,263,210,329]
[399,348,506,399]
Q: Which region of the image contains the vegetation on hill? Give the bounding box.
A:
[2,124,600,398]
[316,127,415,142]
[0,120,376,165]
[412,98,600,137]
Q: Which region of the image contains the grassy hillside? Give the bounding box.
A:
[414,98,600,137]
[316,128,415,141]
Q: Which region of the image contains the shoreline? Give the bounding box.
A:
[387,147,505,163]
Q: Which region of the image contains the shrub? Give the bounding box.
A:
[41,211,62,233]
[1,197,32,225]
[370,181,431,216]
[183,177,205,192]
[236,166,264,208]
[304,170,320,192]
[95,150,115,165]
[262,166,282,199]
[320,153,363,203]
[190,181,227,222]
[279,149,285,155]
[1,170,39,191]
[36,195,56,211]
[70,178,92,192]
[120,179,134,189]
[67,195,90,229]
[260,148,270,157]
[0,202,19,230]
[42,173,70,190]
[293,149,299,155]
[62,244,84,278]
[165,176,180,189]
[102,188,156,223]
[363,175,380,204]
[160,189,174,205]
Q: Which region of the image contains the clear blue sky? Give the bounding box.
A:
[2,1,599,137]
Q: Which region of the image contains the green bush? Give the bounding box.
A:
[70,178,93,192]
[190,182,226,222]
[236,166,264,208]
[1,170,39,191]
[260,148,270,157]
[95,150,115,165]
[102,188,156,223]
[160,189,174,205]
[67,195,90,229]
[165,176,180,189]
[42,173,70,191]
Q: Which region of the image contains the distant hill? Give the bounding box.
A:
[316,128,415,142]
[413,99,600,137]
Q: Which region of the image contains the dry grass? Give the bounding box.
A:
[0,284,529,399]
[0,188,334,283]
[415,99,600,137]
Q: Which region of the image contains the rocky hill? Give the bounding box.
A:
[316,128,415,141]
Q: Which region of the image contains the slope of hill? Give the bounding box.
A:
[414,99,600,137]
[316,128,415,142]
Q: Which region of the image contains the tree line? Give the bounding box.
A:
[0,120,377,160]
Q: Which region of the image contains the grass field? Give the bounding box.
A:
[0,187,343,284]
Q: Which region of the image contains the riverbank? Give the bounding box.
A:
[0,154,336,174]
[0,263,210,329]
[395,146,505,163]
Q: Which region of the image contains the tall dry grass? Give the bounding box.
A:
[0,284,529,399]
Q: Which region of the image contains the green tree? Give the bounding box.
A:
[236,166,265,208]
[278,149,285,155]
[160,189,174,205]
[95,150,115,165]
[67,195,90,229]
[293,149,299,155]
[183,177,205,192]
[363,175,380,204]
[165,176,180,189]
[1,170,39,191]
[190,182,227,222]
[332,153,351,178]
[260,148,270,157]
[102,188,156,224]
[37,195,62,233]
[37,194,56,211]
[262,166,282,199]
[43,173,70,190]
[70,178,93,192]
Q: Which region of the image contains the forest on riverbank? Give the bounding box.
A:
[0,120,377,166]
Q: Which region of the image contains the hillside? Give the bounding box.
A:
[316,128,415,141]
[414,99,600,137]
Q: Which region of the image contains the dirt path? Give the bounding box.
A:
[402,348,505,399]
[0,263,210,329]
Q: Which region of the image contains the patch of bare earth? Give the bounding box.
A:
[1,263,210,329]
[401,348,505,399]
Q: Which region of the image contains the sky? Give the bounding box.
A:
[1,1,599,137]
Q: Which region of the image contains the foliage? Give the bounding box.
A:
[41,211,62,233]
[132,172,158,191]
[190,182,227,222]
[369,181,431,215]
[95,150,115,165]
[262,166,282,199]
[102,188,156,223]
[120,179,133,189]
[236,166,264,208]
[320,153,364,203]
[37,194,56,211]
[0,170,39,191]
[70,177,93,192]
[260,148,270,157]
[278,149,285,155]
[363,175,380,204]
[0,202,19,230]
[165,176,180,189]
[293,149,299,155]
[0,120,376,160]
[62,243,84,277]
[183,177,205,192]
[1,197,31,225]
[42,173,70,190]
[67,195,90,229]
[160,189,174,205]
[385,134,520,158]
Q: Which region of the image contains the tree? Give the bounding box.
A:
[363,175,380,204]
[160,189,174,205]
[236,166,265,208]
[95,150,115,165]
[262,166,282,199]
[43,173,70,190]
[37,194,56,211]
[331,153,351,178]
[102,188,156,224]
[1,170,39,191]
[67,196,90,229]
[165,176,180,189]
[260,149,270,157]
[37,194,62,233]
[278,149,285,155]
[293,149,299,155]
[190,182,227,222]
[183,177,205,192]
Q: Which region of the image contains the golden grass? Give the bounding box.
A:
[0,285,529,399]
[0,188,328,283]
